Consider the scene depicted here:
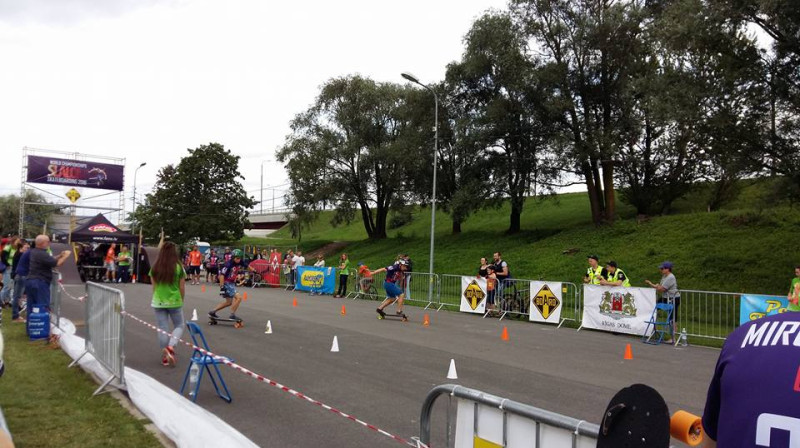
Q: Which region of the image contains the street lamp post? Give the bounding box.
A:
[260,159,274,214]
[401,72,439,302]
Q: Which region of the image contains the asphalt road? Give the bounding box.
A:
[57,281,719,447]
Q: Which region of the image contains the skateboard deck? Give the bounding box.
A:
[376,310,408,322]
[597,384,704,447]
[209,316,244,329]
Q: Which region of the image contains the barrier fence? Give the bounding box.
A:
[50,272,62,329]
[419,384,598,447]
[69,282,126,396]
[674,289,741,342]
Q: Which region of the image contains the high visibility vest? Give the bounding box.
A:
[586,266,604,285]
[6,248,16,265]
[607,268,631,287]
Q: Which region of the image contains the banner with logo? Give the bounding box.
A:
[26,155,125,191]
[266,251,282,286]
[581,285,656,336]
[460,276,488,314]
[295,266,336,294]
[739,294,790,325]
[529,281,563,324]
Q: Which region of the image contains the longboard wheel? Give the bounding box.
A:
[234,321,243,329]
[670,410,704,446]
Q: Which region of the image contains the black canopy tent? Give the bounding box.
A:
[54,214,138,244]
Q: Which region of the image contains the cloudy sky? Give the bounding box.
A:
[0,0,506,220]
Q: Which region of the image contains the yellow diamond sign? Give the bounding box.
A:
[533,284,560,320]
[464,280,486,311]
[65,188,81,203]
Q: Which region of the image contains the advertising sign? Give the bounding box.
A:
[582,285,657,336]
[26,155,125,191]
[294,265,336,294]
[739,294,790,325]
[460,276,488,314]
[529,281,563,324]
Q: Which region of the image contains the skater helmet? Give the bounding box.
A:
[232,249,244,258]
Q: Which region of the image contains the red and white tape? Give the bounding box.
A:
[58,282,86,302]
[121,310,423,448]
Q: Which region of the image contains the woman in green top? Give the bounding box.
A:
[334,253,351,298]
[117,245,132,283]
[788,265,800,312]
[149,242,186,367]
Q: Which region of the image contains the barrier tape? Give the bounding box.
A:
[120,310,421,447]
[58,282,86,302]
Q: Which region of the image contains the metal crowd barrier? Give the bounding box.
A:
[560,282,581,326]
[50,272,62,329]
[402,272,438,307]
[437,274,463,311]
[419,384,598,447]
[674,289,742,342]
[69,282,126,396]
[251,263,293,289]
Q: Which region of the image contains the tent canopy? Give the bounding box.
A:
[55,213,139,244]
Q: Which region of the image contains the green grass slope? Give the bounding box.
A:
[240,181,800,295]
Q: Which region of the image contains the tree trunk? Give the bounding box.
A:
[508,196,522,234]
[602,160,615,222]
[452,219,462,234]
[373,203,388,239]
[583,161,604,224]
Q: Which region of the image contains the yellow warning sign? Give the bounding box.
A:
[464,280,486,311]
[474,436,502,448]
[533,284,560,319]
[65,188,81,203]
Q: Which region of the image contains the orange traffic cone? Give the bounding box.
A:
[293,297,298,307]
[341,305,347,316]
[501,326,509,341]
[201,284,206,293]
[624,343,633,360]
[243,292,248,301]
[423,313,430,327]
[131,274,137,284]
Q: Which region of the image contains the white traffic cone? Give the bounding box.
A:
[447,359,458,380]
[330,336,339,353]
[265,320,272,334]
[191,309,198,321]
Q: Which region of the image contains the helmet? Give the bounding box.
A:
[232,249,244,257]
[397,259,408,266]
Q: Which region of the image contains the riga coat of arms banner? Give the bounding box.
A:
[581,285,656,336]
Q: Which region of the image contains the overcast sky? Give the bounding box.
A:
[0,0,506,220]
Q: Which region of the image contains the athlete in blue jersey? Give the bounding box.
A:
[702,311,800,446]
[371,259,409,318]
[208,249,245,320]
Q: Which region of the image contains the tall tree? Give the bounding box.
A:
[278,76,425,240]
[512,0,644,223]
[132,143,255,244]
[446,11,557,233]
[0,191,61,237]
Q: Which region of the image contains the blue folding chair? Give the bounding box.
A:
[180,322,233,403]
[642,302,674,345]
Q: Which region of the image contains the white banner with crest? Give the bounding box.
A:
[581,285,656,336]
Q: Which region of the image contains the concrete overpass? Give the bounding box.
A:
[246,209,292,237]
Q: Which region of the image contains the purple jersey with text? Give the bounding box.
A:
[384,264,403,284]
[220,260,243,284]
[703,312,800,445]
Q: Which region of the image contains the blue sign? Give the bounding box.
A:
[295,266,336,294]
[739,294,790,325]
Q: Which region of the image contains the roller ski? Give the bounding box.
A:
[376,308,408,322]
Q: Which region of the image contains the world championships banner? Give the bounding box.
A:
[582,285,656,336]
[739,294,790,325]
[294,265,336,294]
[26,155,125,191]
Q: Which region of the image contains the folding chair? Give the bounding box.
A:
[180,322,233,403]
[642,302,674,345]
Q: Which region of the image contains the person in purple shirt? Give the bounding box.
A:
[371,259,409,318]
[702,311,800,446]
[208,249,245,321]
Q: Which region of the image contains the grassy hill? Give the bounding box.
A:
[232,180,800,295]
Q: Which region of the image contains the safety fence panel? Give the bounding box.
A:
[494,278,533,319]
[250,263,293,289]
[402,272,438,307]
[674,289,741,342]
[50,272,63,329]
[437,275,463,310]
[561,282,581,326]
[420,384,598,448]
[348,271,388,302]
[70,282,126,395]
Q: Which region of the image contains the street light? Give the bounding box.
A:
[131,161,146,284]
[401,72,439,301]
[260,159,274,214]
[131,162,147,221]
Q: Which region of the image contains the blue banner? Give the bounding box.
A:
[739,294,790,325]
[295,266,337,294]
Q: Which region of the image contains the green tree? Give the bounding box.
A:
[277,76,425,240]
[132,143,256,244]
[0,191,62,238]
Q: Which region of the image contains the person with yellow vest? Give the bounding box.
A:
[582,254,607,285]
[599,260,631,287]
[0,237,19,307]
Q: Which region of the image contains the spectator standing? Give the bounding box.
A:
[313,254,325,267]
[205,250,220,283]
[11,242,30,322]
[117,245,132,283]
[485,265,498,313]
[0,237,19,307]
[788,265,800,312]
[583,255,607,284]
[148,241,186,367]
[599,261,630,287]
[478,257,489,278]
[492,252,510,299]
[104,243,117,283]
[223,247,233,263]
[187,244,203,285]
[646,261,680,341]
[283,249,295,287]
[25,235,71,312]
[334,253,351,298]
